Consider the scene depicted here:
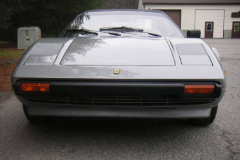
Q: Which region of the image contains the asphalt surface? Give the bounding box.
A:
[0,39,239,160]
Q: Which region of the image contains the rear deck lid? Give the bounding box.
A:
[61,37,175,66]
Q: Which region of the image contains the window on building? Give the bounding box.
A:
[234,23,239,31]
[206,23,212,31]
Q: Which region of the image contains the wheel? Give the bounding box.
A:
[188,106,218,126]
[23,104,46,123]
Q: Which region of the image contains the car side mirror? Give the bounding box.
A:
[187,30,201,38]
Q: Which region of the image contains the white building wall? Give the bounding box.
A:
[195,10,224,38]
[224,6,240,30]
[144,4,240,38]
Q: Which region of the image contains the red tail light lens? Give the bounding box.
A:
[184,85,215,94]
[21,83,50,92]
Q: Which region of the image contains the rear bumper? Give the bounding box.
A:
[14,80,224,118]
[14,81,223,105]
[25,104,212,118]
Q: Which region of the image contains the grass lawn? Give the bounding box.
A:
[0,46,25,92]
[0,48,25,60]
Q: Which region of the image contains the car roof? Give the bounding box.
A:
[83,9,165,14]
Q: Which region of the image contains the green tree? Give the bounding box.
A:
[0,0,138,42]
[0,0,102,42]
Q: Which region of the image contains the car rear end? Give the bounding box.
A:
[12,37,226,120]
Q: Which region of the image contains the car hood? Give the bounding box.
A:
[24,37,175,66]
[12,37,225,85]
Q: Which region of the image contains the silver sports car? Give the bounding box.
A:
[12,9,226,125]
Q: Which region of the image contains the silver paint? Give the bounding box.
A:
[61,37,175,66]
[11,10,226,118]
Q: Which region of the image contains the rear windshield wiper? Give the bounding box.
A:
[100,26,161,37]
[147,32,162,37]
[100,26,144,33]
[66,29,98,35]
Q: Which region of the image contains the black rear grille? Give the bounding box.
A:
[18,81,221,107]
[22,96,214,106]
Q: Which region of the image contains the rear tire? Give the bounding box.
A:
[188,106,218,126]
[23,105,46,123]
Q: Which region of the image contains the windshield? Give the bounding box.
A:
[60,11,184,38]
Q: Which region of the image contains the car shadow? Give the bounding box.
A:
[24,117,209,144]
[7,116,216,159]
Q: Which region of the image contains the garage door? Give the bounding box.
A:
[160,10,181,28]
